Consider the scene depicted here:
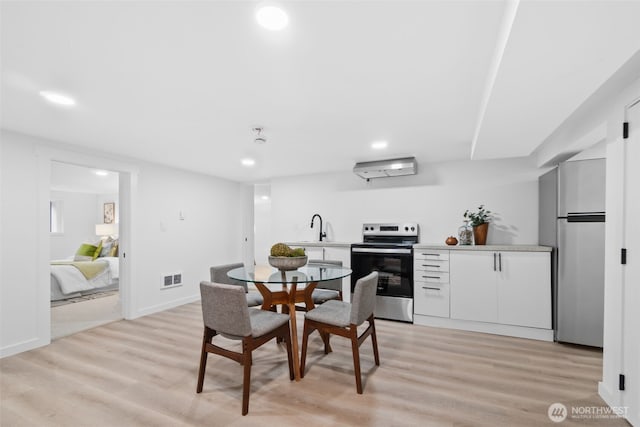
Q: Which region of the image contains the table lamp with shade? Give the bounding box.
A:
[95,223,118,239]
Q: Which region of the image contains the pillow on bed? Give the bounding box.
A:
[74,241,102,261]
[99,239,114,257]
[108,240,119,257]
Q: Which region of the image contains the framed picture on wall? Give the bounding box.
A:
[104,202,115,224]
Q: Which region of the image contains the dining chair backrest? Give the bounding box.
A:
[210,263,248,293]
[308,259,342,291]
[350,272,379,326]
[200,281,252,337]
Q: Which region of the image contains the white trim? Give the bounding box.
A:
[414,314,554,342]
[134,294,200,319]
[0,337,45,359]
[598,381,622,409]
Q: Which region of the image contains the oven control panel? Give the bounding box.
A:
[362,223,419,237]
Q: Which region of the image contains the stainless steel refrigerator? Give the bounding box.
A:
[539,158,606,347]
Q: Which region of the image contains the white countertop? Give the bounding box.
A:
[413,244,552,252]
[285,241,353,248]
[287,241,551,252]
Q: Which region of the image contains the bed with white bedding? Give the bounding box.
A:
[50,256,119,301]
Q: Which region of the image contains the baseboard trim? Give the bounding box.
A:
[0,336,49,359]
[598,381,621,410]
[132,294,200,319]
[414,314,554,341]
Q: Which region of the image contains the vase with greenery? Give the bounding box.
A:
[463,205,492,245]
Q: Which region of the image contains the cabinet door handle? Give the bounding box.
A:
[422,264,440,268]
[423,253,440,256]
[422,275,441,279]
[499,252,502,272]
[493,252,496,271]
[422,286,441,291]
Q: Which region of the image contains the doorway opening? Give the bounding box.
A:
[49,161,123,339]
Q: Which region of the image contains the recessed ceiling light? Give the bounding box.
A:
[256,5,288,31]
[241,158,256,167]
[94,170,109,176]
[261,195,270,200]
[371,141,388,150]
[39,90,76,106]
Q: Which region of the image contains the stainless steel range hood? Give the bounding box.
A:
[353,157,417,179]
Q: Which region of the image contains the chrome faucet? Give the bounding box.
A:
[310,214,327,242]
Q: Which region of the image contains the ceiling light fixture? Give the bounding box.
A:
[94,170,109,176]
[39,90,76,106]
[241,158,256,167]
[371,141,388,150]
[256,5,289,31]
[253,127,267,144]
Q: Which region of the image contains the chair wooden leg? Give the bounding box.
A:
[350,328,363,394]
[300,320,313,378]
[320,331,332,354]
[241,341,252,416]
[197,327,214,393]
[283,324,295,381]
[370,317,380,366]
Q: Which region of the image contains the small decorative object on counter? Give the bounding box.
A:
[445,236,458,246]
[458,220,473,245]
[463,204,492,245]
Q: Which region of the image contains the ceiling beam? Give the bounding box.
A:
[470,0,520,160]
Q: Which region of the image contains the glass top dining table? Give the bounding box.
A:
[227,264,352,285]
[227,264,352,381]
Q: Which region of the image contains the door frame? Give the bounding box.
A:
[37,146,138,346]
[621,98,639,425]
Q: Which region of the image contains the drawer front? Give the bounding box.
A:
[414,282,450,318]
[415,259,449,272]
[415,250,450,261]
[414,272,450,284]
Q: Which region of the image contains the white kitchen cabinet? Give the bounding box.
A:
[450,250,551,329]
[497,252,551,329]
[450,251,498,323]
[414,250,450,318]
[301,246,325,261]
[315,245,352,303]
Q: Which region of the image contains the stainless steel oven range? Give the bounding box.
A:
[350,223,418,323]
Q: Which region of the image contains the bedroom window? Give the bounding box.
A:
[50,200,64,233]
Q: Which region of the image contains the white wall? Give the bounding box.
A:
[267,156,542,246]
[50,191,100,259]
[1,135,43,354]
[131,161,244,317]
[0,130,245,357]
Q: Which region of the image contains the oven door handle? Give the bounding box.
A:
[351,247,413,255]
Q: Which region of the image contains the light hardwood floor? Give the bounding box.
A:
[1,301,627,426]
[51,293,122,339]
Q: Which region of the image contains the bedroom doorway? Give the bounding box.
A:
[49,161,123,339]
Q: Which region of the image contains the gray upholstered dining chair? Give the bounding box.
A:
[307,259,343,305]
[300,271,380,394]
[210,263,263,307]
[197,281,294,416]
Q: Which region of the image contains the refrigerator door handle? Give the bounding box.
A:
[493,252,496,271]
[499,252,502,272]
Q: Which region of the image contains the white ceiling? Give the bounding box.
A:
[2,1,639,183]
